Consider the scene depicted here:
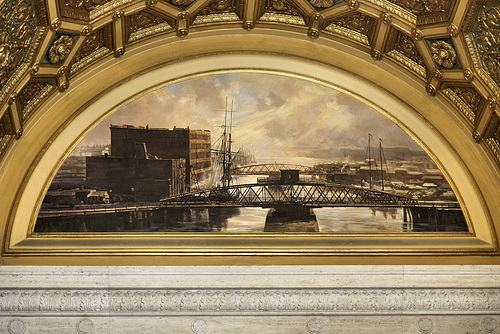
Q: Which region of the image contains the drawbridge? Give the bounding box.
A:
[231,164,314,175]
[160,182,417,208]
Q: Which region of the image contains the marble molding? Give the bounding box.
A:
[0,266,499,333]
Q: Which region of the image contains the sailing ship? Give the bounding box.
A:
[209,98,239,188]
[364,134,389,191]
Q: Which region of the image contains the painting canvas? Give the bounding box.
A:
[34,73,468,233]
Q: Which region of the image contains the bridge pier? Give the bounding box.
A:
[264,205,319,232]
[403,207,467,232]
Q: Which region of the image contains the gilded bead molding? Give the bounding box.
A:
[81,25,93,36]
[113,11,124,21]
[448,23,458,37]
[464,68,474,82]
[431,69,442,80]
[371,49,382,60]
[346,0,359,10]
[381,12,392,25]
[412,29,423,41]
[426,84,436,96]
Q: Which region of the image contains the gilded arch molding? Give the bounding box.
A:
[0,0,499,264]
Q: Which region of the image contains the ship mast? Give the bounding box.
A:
[366,134,374,189]
[209,98,238,188]
[379,138,384,191]
[221,99,234,187]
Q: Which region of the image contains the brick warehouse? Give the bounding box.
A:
[86,125,211,201]
[110,125,211,188]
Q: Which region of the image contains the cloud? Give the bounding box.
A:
[77,73,423,158]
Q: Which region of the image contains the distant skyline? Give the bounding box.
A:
[78,73,423,161]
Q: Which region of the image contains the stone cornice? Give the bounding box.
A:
[1,266,500,316]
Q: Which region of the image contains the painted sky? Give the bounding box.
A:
[78,73,423,160]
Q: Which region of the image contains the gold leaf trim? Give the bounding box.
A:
[192,13,241,25]
[323,24,370,46]
[485,138,500,166]
[386,50,426,78]
[70,47,112,75]
[259,13,306,26]
[464,33,500,102]
[89,0,135,20]
[441,88,476,125]
[363,0,417,24]
[128,23,174,43]
[22,84,56,120]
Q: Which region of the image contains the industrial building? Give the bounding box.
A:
[110,125,211,188]
[86,125,210,201]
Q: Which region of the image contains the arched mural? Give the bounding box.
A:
[35,73,468,234]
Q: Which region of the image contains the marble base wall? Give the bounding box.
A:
[1,266,499,333]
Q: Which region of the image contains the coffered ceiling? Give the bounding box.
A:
[0,0,499,167]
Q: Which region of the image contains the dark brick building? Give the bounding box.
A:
[85,125,211,201]
[86,155,186,201]
[110,125,211,187]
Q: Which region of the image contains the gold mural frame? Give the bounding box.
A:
[1,31,499,265]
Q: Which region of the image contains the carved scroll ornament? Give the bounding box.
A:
[474,5,500,85]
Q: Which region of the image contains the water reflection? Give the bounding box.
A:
[35,205,406,233]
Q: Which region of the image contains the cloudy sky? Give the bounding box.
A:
[78,73,422,161]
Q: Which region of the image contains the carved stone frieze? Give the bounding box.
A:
[328,12,374,37]
[1,288,500,314]
[0,0,38,89]
[416,318,433,333]
[483,316,499,333]
[472,5,500,86]
[191,319,208,334]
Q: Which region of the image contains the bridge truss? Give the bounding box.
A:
[231,164,314,175]
[161,183,417,208]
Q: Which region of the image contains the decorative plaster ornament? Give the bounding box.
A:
[49,35,73,64]
[430,40,456,68]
